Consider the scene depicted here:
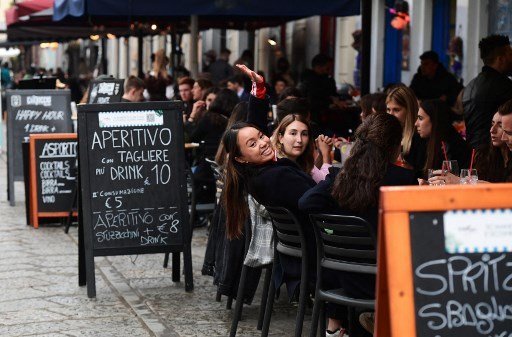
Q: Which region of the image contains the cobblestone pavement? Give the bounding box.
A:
[0,153,307,336]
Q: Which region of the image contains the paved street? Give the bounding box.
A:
[0,153,304,337]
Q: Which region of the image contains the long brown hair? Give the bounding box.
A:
[331,113,402,212]
[419,99,453,173]
[222,122,254,239]
[386,86,418,155]
[271,114,314,174]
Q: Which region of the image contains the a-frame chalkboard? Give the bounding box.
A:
[376,184,512,337]
[77,102,193,298]
[6,89,73,206]
[29,133,78,229]
[87,78,124,104]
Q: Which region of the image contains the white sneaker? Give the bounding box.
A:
[325,328,349,337]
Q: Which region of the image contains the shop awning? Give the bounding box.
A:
[54,0,360,21]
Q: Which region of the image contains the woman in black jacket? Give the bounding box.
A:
[415,99,471,179]
[222,65,316,299]
[299,113,417,336]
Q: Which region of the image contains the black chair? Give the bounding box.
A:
[229,205,273,337]
[261,206,309,337]
[308,214,377,337]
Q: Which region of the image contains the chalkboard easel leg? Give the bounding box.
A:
[163,252,170,268]
[86,261,96,298]
[78,213,87,287]
[172,252,180,282]
[183,244,194,292]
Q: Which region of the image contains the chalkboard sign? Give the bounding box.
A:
[87,78,124,104]
[6,89,73,206]
[29,133,77,228]
[376,184,512,337]
[410,211,512,337]
[78,102,193,297]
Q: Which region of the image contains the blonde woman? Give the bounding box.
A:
[386,85,426,177]
[145,49,172,101]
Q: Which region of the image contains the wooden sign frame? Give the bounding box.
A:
[29,133,77,229]
[376,184,512,337]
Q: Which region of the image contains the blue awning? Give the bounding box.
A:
[54,0,85,21]
[54,0,360,21]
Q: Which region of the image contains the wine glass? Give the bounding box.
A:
[428,169,445,185]
[460,169,478,185]
[442,160,460,176]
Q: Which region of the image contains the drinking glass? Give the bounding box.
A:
[442,160,460,176]
[460,169,478,185]
[428,169,445,185]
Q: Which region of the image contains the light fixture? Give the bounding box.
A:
[107,33,116,40]
[267,38,277,46]
[151,24,157,31]
[90,35,100,41]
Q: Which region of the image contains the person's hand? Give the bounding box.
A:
[333,137,348,149]
[235,64,264,83]
[316,135,333,163]
[418,178,429,185]
[428,170,459,185]
[190,100,206,119]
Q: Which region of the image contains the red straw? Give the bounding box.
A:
[441,141,448,161]
[469,148,475,172]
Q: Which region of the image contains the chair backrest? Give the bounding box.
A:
[265,206,306,259]
[309,214,377,275]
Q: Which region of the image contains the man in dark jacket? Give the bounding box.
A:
[463,35,512,148]
[410,51,462,107]
[298,54,338,126]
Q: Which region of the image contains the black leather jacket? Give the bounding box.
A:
[463,66,512,148]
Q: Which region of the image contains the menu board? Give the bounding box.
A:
[409,211,512,337]
[6,89,73,205]
[87,78,124,104]
[29,133,77,228]
[78,102,193,297]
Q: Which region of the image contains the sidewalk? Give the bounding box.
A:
[0,153,302,336]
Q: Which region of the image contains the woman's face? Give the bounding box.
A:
[192,82,203,101]
[274,80,286,95]
[490,112,504,147]
[387,100,407,127]
[415,108,432,138]
[278,121,309,160]
[236,127,274,164]
[205,93,216,110]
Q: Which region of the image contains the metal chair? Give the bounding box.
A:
[229,215,272,337]
[261,206,309,337]
[308,214,377,337]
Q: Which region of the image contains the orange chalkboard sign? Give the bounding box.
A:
[29,133,78,228]
[376,184,512,337]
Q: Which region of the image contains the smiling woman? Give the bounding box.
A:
[221,64,318,305]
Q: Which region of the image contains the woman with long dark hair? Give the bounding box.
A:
[222,64,317,303]
[299,113,417,336]
[473,110,512,182]
[415,99,470,179]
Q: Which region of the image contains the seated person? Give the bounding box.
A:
[299,113,417,336]
[121,76,145,102]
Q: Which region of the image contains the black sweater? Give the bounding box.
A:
[299,164,417,230]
